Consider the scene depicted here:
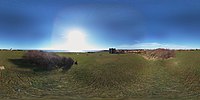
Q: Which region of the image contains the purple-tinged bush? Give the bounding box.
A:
[23,50,74,70]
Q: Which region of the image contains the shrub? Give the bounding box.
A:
[23,50,74,70]
[144,48,175,59]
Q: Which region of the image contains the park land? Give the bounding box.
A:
[0,50,200,99]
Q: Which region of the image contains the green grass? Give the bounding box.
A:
[0,51,200,99]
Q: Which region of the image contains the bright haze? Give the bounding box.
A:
[0,0,200,51]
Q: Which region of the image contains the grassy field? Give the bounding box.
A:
[0,51,200,99]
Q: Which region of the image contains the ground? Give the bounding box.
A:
[0,51,199,99]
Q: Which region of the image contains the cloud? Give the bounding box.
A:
[117,42,191,49]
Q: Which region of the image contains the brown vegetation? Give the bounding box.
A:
[143,48,175,60]
[23,50,74,70]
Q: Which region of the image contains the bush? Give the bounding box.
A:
[23,50,74,70]
[144,48,175,59]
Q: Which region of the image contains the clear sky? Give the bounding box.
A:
[0,0,200,51]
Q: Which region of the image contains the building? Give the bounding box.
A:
[109,48,117,54]
[109,48,145,54]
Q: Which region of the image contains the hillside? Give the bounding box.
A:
[0,51,200,99]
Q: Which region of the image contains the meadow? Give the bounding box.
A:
[0,51,199,99]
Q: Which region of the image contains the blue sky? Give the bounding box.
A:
[0,0,200,50]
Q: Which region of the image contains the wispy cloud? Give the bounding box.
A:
[117,42,191,49]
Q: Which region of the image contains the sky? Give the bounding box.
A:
[0,0,200,51]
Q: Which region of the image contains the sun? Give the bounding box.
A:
[51,28,101,52]
[63,29,94,52]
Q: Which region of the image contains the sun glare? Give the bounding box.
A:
[51,28,101,52]
[64,29,95,52]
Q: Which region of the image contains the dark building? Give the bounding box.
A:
[109,48,146,54]
[109,48,116,54]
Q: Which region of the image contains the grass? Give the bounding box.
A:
[0,51,200,99]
